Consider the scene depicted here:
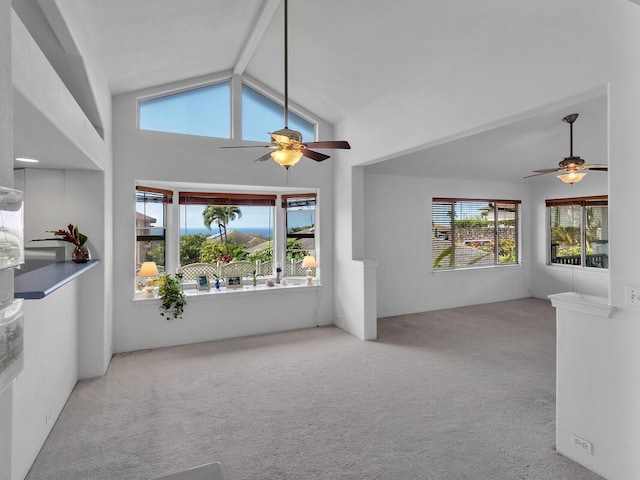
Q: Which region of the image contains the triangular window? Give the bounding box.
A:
[139,81,231,138]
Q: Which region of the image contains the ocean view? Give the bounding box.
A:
[181,227,273,239]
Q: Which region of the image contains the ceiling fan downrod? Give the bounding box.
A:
[562,113,578,158]
[283,0,289,129]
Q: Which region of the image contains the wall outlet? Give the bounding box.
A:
[570,433,593,455]
[625,286,640,306]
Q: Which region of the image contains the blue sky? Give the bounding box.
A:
[138,203,314,231]
[139,81,314,143]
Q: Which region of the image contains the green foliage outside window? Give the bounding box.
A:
[247,239,308,263]
[145,242,165,265]
[199,240,248,263]
[180,234,208,265]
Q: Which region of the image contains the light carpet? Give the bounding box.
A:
[25,298,603,479]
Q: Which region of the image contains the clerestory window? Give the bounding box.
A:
[547,196,608,269]
[432,198,521,270]
[139,81,231,138]
[137,79,317,143]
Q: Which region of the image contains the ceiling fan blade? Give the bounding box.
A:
[305,141,351,149]
[523,171,557,178]
[302,149,331,162]
[254,152,274,162]
[583,164,608,170]
[221,145,274,149]
[530,168,561,174]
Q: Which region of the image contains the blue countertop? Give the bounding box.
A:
[14,260,100,299]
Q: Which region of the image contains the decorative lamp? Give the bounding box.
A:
[301,255,317,286]
[271,148,303,169]
[139,261,159,298]
[557,171,586,184]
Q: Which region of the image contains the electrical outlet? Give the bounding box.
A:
[570,433,593,455]
[626,286,640,306]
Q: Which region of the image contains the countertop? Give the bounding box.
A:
[14,260,100,299]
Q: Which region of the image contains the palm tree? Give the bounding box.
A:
[202,206,225,240]
[202,206,242,243]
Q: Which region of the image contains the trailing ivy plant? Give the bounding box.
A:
[158,274,187,319]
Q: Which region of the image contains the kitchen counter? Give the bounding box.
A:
[14,260,100,299]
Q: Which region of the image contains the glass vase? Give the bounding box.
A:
[72,245,91,263]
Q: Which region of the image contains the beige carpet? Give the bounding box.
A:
[26,298,603,479]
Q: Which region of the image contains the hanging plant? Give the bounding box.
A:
[158,274,187,319]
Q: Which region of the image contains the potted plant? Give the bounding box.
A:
[212,274,222,290]
[33,223,90,263]
[158,274,187,319]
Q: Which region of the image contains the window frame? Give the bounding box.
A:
[137,79,232,138]
[135,182,319,293]
[546,195,608,269]
[135,186,172,271]
[283,193,317,276]
[432,197,522,271]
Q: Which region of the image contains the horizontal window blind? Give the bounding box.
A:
[282,193,316,208]
[432,198,521,269]
[545,195,607,207]
[178,192,276,206]
[135,185,173,204]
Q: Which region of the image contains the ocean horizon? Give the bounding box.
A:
[181,226,273,238]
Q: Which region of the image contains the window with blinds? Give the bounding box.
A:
[547,196,608,268]
[283,194,316,276]
[135,186,171,270]
[432,198,521,270]
[134,184,319,290]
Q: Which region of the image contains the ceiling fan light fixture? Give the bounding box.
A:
[557,171,586,184]
[271,148,303,168]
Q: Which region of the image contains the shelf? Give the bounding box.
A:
[14,260,100,299]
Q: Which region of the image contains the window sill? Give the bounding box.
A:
[545,264,609,274]
[431,263,522,274]
[133,281,320,302]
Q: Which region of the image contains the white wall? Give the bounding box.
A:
[112,76,336,353]
[364,174,533,317]
[11,283,79,480]
[15,168,109,379]
[551,293,632,480]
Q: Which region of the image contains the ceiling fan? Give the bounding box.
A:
[524,113,607,184]
[221,0,350,169]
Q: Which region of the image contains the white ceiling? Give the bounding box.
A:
[12,0,609,182]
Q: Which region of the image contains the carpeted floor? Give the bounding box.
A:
[25,298,603,480]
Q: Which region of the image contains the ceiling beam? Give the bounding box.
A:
[233,0,280,76]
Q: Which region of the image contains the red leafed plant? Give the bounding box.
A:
[33,224,88,247]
